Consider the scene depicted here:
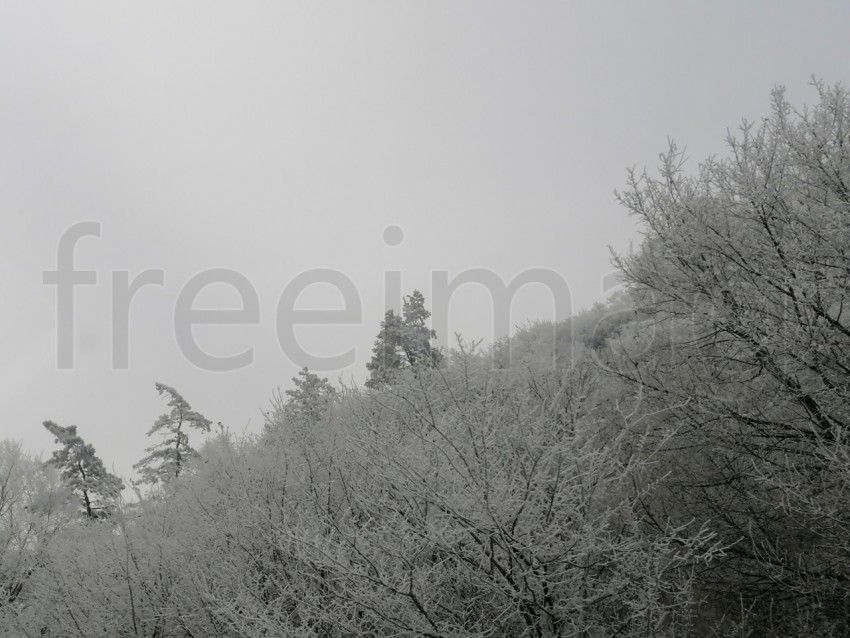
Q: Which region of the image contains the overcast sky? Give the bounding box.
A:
[2,1,849,483]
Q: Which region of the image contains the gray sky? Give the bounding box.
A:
[2,1,849,482]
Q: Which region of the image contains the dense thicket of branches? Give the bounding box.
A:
[607,81,850,635]
[0,82,847,637]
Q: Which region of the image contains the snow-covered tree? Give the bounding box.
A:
[366,290,442,388]
[0,440,73,619]
[42,421,123,520]
[611,80,850,634]
[134,383,211,485]
[284,367,337,420]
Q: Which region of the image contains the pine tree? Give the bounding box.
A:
[400,290,441,367]
[365,310,405,389]
[366,290,442,389]
[284,367,337,422]
[134,383,212,485]
[43,421,123,520]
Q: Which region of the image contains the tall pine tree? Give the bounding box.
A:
[134,383,212,485]
[366,290,442,388]
[43,421,123,520]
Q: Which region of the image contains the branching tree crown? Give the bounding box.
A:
[43,421,123,520]
[610,80,850,631]
[614,81,850,441]
[134,383,212,485]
